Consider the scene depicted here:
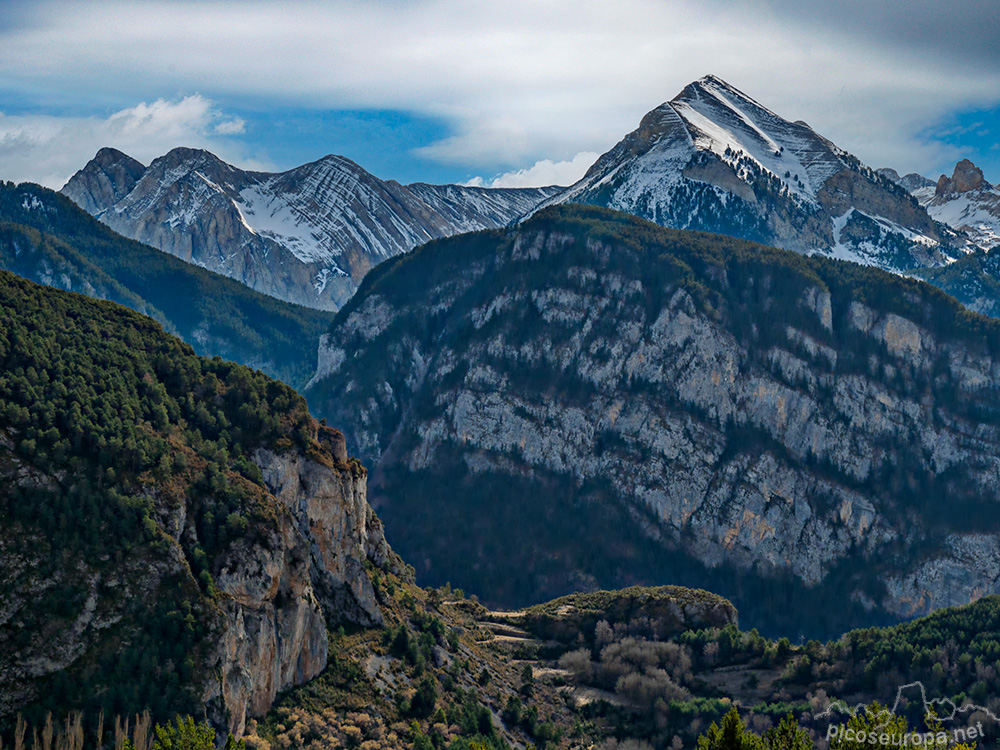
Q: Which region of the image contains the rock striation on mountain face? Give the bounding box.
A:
[539,75,960,274]
[306,204,1000,638]
[60,148,559,311]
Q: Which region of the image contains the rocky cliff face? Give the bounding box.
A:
[937,159,987,195]
[926,160,1000,250]
[538,75,961,275]
[206,441,391,735]
[306,205,1000,638]
[60,148,559,311]
[1,430,392,736]
[60,147,146,215]
[0,266,395,734]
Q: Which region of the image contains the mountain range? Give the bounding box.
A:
[58,76,1000,327]
[61,147,559,310]
[29,73,1000,638]
[8,72,1000,748]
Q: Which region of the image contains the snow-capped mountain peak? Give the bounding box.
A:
[541,75,956,274]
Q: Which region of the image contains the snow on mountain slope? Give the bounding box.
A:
[931,194,1000,250]
[540,75,958,274]
[875,162,1000,317]
[922,161,1000,251]
[407,182,557,234]
[62,148,559,310]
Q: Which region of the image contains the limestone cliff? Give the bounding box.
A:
[205,440,392,735]
[306,204,1000,638]
[1,430,393,736]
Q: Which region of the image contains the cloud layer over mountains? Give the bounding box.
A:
[0,0,997,188]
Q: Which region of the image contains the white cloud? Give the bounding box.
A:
[0,0,998,182]
[213,118,247,135]
[466,152,600,188]
[0,95,263,188]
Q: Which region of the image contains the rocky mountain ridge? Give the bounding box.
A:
[306,204,1000,638]
[61,148,559,311]
[878,160,1000,318]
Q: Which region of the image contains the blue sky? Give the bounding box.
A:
[0,0,997,189]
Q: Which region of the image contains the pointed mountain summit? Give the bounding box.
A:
[62,148,559,310]
[543,75,960,273]
[62,146,146,215]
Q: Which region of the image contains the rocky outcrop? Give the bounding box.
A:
[60,147,146,215]
[883,159,999,252]
[307,205,1000,637]
[206,446,391,735]
[210,517,328,734]
[60,148,559,311]
[252,447,389,627]
[937,159,989,196]
[926,161,1000,251]
[882,161,1000,310]
[522,586,738,644]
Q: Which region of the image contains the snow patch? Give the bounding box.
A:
[21,195,44,211]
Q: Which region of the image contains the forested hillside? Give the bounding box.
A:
[0,182,330,388]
